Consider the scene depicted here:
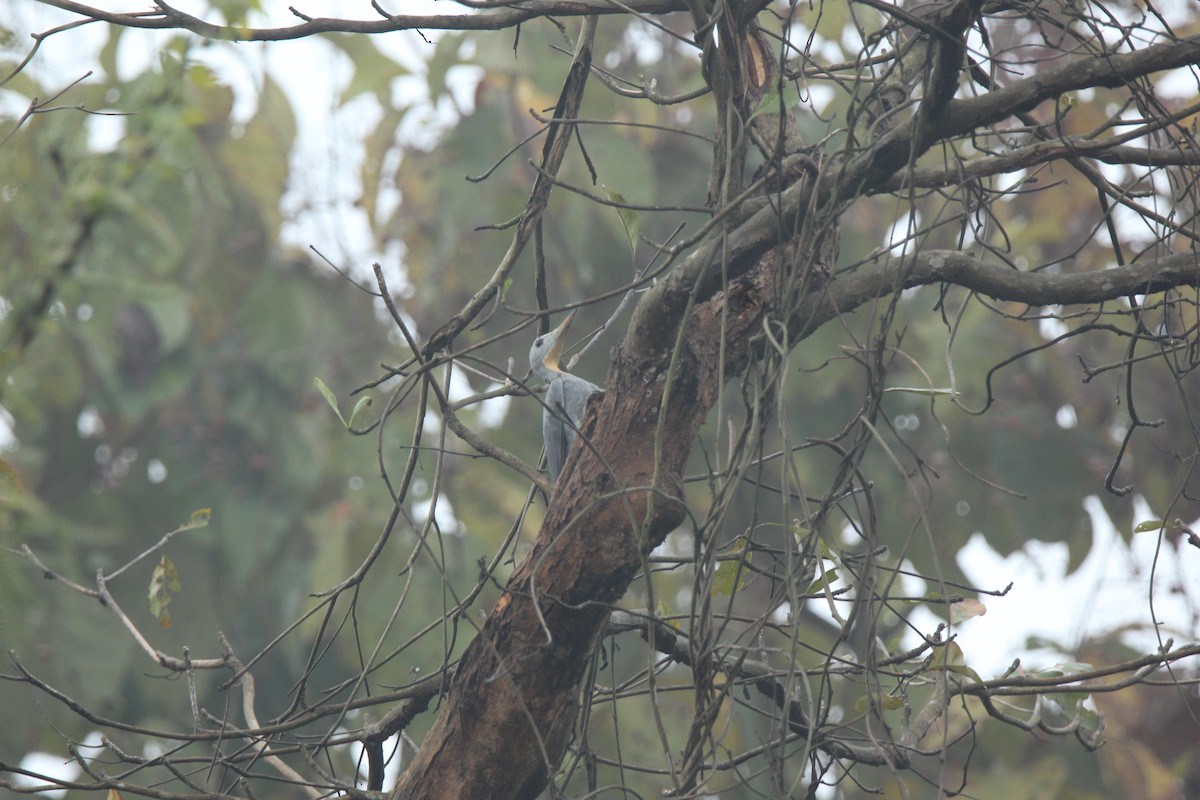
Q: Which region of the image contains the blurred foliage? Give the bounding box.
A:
[0,36,447,765]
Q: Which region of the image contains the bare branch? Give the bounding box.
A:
[35,0,688,39]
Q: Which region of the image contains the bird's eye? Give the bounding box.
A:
[535,337,544,346]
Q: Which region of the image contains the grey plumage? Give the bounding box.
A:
[529,312,601,483]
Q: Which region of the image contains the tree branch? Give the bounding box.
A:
[633,25,1200,358]
[796,250,1200,340]
[848,32,1200,197]
[34,0,686,40]
[423,16,598,356]
[938,34,1200,144]
[876,139,1200,193]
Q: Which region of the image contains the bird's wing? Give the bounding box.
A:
[562,375,601,427]
[543,377,571,482]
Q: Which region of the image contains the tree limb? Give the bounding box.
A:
[793,250,1200,341]
[34,0,686,40]
[423,16,598,356]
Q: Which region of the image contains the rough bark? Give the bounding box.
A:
[389,350,696,798]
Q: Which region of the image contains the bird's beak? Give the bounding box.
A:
[545,311,576,370]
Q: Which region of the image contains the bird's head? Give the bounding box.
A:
[529,311,576,375]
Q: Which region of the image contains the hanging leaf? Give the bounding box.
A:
[712,536,752,597]
[148,554,182,627]
[949,597,987,623]
[1036,663,1094,722]
[603,185,639,257]
[711,559,745,597]
[98,26,126,81]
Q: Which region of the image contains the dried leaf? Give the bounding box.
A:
[949,597,986,623]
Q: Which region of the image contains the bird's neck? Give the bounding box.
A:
[534,363,566,381]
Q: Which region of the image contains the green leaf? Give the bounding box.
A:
[102,184,184,254]
[655,597,675,626]
[225,73,296,209]
[425,32,467,100]
[712,537,752,597]
[210,0,261,27]
[1035,662,1092,679]
[926,641,983,684]
[314,376,348,426]
[361,105,409,228]
[1079,705,1102,732]
[748,81,801,122]
[603,185,639,257]
[347,396,373,428]
[324,33,410,106]
[855,693,905,713]
[1047,690,1089,717]
[98,26,126,81]
[165,562,181,592]
[941,663,984,683]
[1133,519,1164,533]
[184,508,212,530]
[712,558,745,597]
[803,567,840,596]
[148,554,181,627]
[904,589,946,606]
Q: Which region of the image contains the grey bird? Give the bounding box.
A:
[529,311,602,483]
